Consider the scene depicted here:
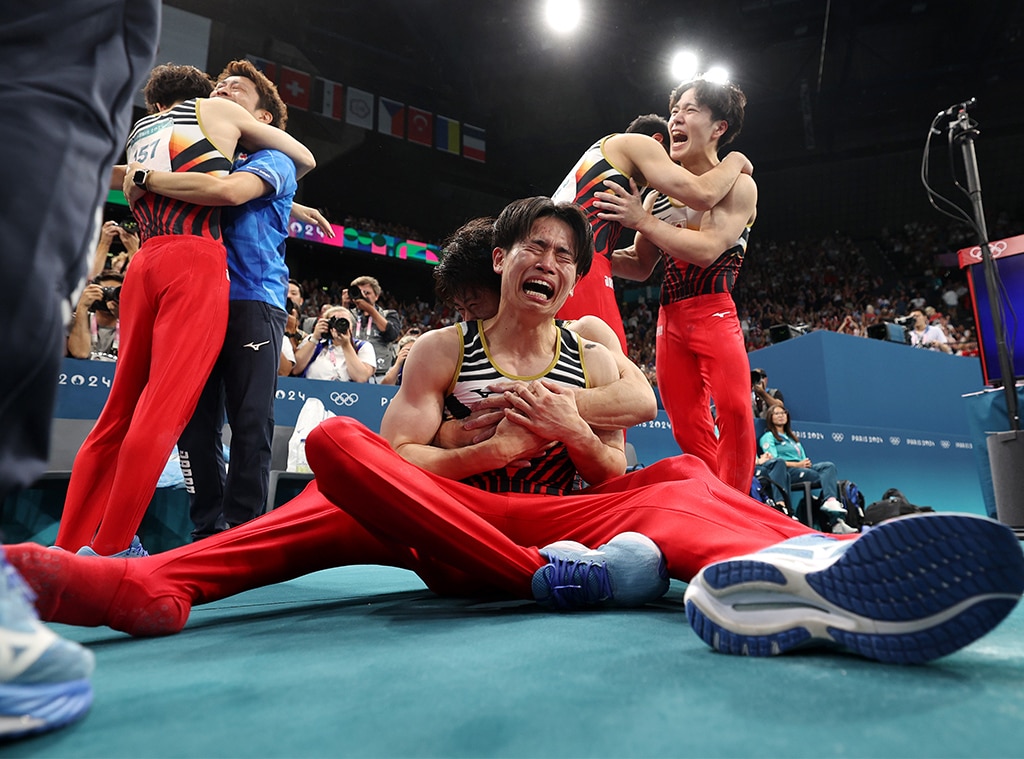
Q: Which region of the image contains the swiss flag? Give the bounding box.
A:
[279,66,311,111]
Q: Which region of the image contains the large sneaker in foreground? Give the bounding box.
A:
[0,548,94,740]
[533,532,670,610]
[684,513,1024,664]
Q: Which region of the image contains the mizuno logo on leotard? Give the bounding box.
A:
[711,311,731,318]
[243,341,271,351]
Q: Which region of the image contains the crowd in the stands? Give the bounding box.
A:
[290,211,1020,387]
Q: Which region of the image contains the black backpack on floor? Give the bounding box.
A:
[863,488,935,526]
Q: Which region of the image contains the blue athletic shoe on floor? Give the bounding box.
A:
[684,513,1024,664]
[76,535,149,559]
[0,548,94,740]
[533,532,670,610]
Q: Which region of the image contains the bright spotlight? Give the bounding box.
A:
[703,66,730,84]
[670,50,699,82]
[545,0,582,33]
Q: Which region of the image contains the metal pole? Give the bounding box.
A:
[952,109,1020,430]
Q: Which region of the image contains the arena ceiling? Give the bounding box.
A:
[166,0,1024,240]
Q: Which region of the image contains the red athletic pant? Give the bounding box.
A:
[655,293,755,494]
[56,235,230,554]
[308,417,811,597]
[16,417,817,635]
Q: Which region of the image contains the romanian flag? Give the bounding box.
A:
[434,115,459,155]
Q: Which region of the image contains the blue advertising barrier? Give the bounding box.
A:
[51,349,986,517]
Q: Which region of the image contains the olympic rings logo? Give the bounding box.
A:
[330,392,359,407]
[967,240,1008,262]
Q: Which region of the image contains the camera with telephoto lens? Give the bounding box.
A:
[89,285,122,313]
[326,315,350,337]
[348,285,364,303]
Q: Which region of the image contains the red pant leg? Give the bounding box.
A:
[17,479,420,634]
[655,303,718,471]
[575,453,815,578]
[306,417,547,598]
[656,295,755,493]
[57,242,161,549]
[62,236,230,554]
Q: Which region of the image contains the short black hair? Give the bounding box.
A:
[143,63,214,113]
[92,271,124,285]
[492,197,594,279]
[669,79,747,146]
[626,113,670,145]
[433,217,499,305]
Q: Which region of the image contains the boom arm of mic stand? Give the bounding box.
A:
[952,115,1020,430]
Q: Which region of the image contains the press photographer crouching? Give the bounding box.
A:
[67,271,123,361]
[291,306,375,382]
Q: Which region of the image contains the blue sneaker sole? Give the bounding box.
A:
[0,678,93,739]
[684,514,1024,664]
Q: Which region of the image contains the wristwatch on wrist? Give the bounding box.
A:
[132,169,151,190]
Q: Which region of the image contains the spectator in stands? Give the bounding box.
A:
[753,449,793,517]
[837,314,863,336]
[380,330,419,386]
[279,336,296,377]
[759,405,855,534]
[349,275,402,380]
[67,271,123,361]
[750,367,783,419]
[284,279,308,350]
[293,306,375,382]
[907,309,952,353]
[88,219,140,279]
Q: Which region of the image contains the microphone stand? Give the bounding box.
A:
[950,107,1020,431]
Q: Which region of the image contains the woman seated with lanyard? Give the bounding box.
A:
[759,405,856,534]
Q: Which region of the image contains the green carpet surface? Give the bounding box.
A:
[8,564,1024,759]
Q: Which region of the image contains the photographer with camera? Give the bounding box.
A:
[87,219,140,280]
[67,271,124,361]
[293,306,376,382]
[380,329,421,387]
[347,276,402,380]
[750,367,784,419]
[906,309,952,353]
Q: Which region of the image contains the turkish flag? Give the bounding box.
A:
[407,106,433,146]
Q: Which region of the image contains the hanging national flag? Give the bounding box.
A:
[346,87,374,129]
[279,66,311,111]
[407,106,433,146]
[462,124,486,163]
[434,115,460,154]
[378,97,405,138]
[245,55,278,83]
[317,78,344,120]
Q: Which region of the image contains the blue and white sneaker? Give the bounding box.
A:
[76,535,149,559]
[533,532,670,610]
[684,513,1024,664]
[0,547,94,740]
